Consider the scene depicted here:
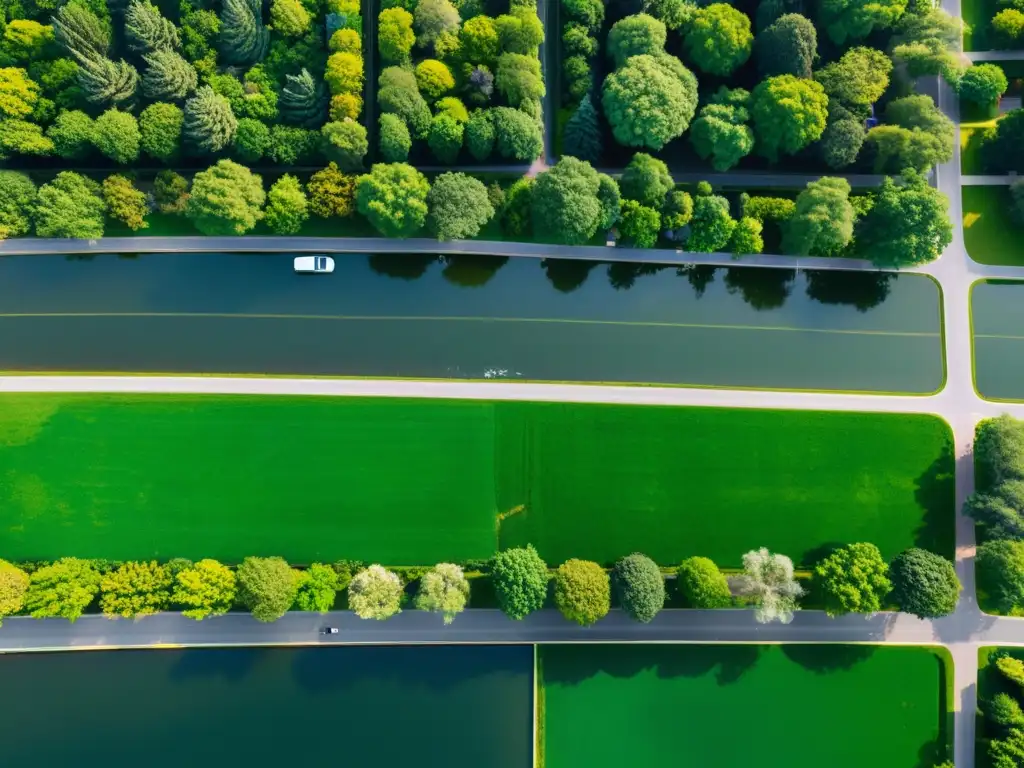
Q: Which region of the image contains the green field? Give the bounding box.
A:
[964,186,1024,266]
[539,644,949,768]
[0,395,954,565]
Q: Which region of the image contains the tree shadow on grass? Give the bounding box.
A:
[780,644,875,675]
[915,442,956,558]
[542,644,763,688]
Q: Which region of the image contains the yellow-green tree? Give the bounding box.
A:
[100,561,172,618]
[173,559,236,620]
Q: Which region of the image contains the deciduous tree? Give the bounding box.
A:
[613,553,665,622]
[676,556,731,608]
[855,170,951,266]
[321,119,368,170]
[783,176,855,256]
[889,548,961,618]
[0,170,38,239]
[270,0,311,36]
[978,539,1024,614]
[325,51,364,93]
[959,63,1008,109]
[379,7,416,61]
[495,52,544,106]
[730,215,764,254]
[294,563,338,612]
[173,559,236,620]
[815,46,892,110]
[731,547,804,623]
[690,102,754,171]
[606,13,666,67]
[532,156,617,244]
[99,561,172,618]
[102,174,149,230]
[683,4,752,76]
[619,199,660,246]
[379,112,412,161]
[460,15,499,63]
[308,161,356,217]
[415,563,470,623]
[821,0,907,44]
[755,13,816,78]
[92,107,140,164]
[687,192,736,252]
[414,0,461,49]
[47,109,95,159]
[186,159,265,235]
[348,564,403,619]
[492,545,548,619]
[0,560,29,624]
[553,559,610,626]
[427,171,493,239]
[814,542,891,616]
[153,169,189,213]
[35,171,105,238]
[492,105,542,159]
[465,108,495,160]
[356,162,430,237]
[24,558,101,621]
[0,68,40,119]
[264,174,309,234]
[415,58,454,99]
[750,74,827,161]
[602,53,697,150]
[237,556,299,622]
[620,151,673,207]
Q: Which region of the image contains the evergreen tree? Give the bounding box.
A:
[125,0,180,53]
[52,3,111,61]
[184,85,237,153]
[562,93,601,164]
[280,68,327,128]
[220,0,270,67]
[141,49,197,100]
[78,56,139,108]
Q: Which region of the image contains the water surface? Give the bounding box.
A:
[972,280,1024,400]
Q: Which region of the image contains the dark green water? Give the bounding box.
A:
[0,253,942,392]
[973,280,1024,400]
[0,645,533,767]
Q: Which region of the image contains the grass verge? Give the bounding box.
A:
[964,186,1024,266]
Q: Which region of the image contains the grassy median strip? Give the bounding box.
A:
[0,395,953,565]
[539,644,946,768]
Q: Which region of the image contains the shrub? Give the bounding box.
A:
[492,545,548,619]
[612,553,665,623]
[959,63,1008,109]
[991,693,1024,729]
[348,564,403,620]
[676,556,731,608]
[553,559,610,626]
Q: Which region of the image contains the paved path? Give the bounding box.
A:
[966,50,1024,61]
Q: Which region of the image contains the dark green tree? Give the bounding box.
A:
[232,117,271,161]
[427,112,463,163]
[755,13,816,78]
[532,156,612,244]
[821,0,907,44]
[690,102,754,172]
[153,169,189,213]
[141,49,197,101]
[184,85,237,154]
[687,193,736,252]
[77,55,138,108]
[977,415,1024,487]
[980,539,1024,614]
[783,176,855,256]
[612,553,665,623]
[280,68,328,128]
[220,0,270,66]
[889,548,960,619]
[820,106,865,169]
[562,93,602,164]
[125,1,179,53]
[492,545,549,620]
[465,109,495,161]
[379,113,412,161]
[378,85,431,139]
[855,170,951,266]
[427,171,494,240]
[52,2,110,61]
[620,152,673,207]
[492,106,542,159]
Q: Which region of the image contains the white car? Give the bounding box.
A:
[294,255,335,274]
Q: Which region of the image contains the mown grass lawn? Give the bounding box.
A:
[963,186,1024,266]
[539,644,949,768]
[0,395,953,565]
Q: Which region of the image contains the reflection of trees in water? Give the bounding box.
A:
[367,253,437,280]
[804,271,895,312]
[541,258,598,293]
[606,262,669,290]
[441,255,509,287]
[676,265,717,298]
[724,267,797,310]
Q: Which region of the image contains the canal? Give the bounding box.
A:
[972,280,1024,400]
[0,645,534,767]
[0,253,942,392]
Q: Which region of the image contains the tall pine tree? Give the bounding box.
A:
[78,56,139,108]
[562,93,602,164]
[125,1,180,53]
[52,3,111,61]
[184,85,238,153]
[142,49,198,100]
[279,68,327,128]
[220,0,270,67]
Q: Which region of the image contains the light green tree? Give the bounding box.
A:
[0,560,29,625]
[783,176,855,256]
[348,565,403,620]
[553,559,610,626]
[264,174,310,235]
[92,108,140,164]
[750,74,828,161]
[415,563,470,623]
[294,564,338,612]
[34,171,106,239]
[355,162,430,237]
[186,159,265,235]
[24,558,101,621]
[237,556,300,622]
[814,542,892,616]
[683,4,753,76]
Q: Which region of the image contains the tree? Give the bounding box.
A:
[77,56,138,109]
[960,64,1008,109]
[492,106,542,159]
[99,561,172,618]
[24,558,101,621]
[0,560,29,624]
[501,177,533,235]
[730,216,764,254]
[663,189,693,229]
[994,9,1024,47]
[495,8,544,55]
[967,481,1024,539]
[103,174,148,231]
[220,0,270,66]
[173,559,236,620]
[0,68,40,119]
[750,74,828,161]
[606,13,666,68]
[683,4,753,76]
[815,47,892,111]
[563,0,604,33]
[562,94,601,164]
[232,117,270,162]
[47,109,95,160]
[687,193,736,252]
[602,53,697,150]
[461,15,499,64]
[427,171,493,240]
[280,68,327,127]
[977,415,1024,487]
[379,113,411,161]
[183,86,236,154]
[0,171,38,239]
[889,548,960,618]
[428,112,463,162]
[35,172,105,239]
[820,108,865,169]
[379,7,416,61]
[465,109,495,160]
[855,171,951,266]
[783,177,855,256]
[236,556,299,622]
[867,93,954,172]
[492,545,548,620]
[415,59,454,100]
[755,13,816,78]
[553,559,610,626]
[308,162,356,217]
[731,548,805,623]
[999,656,1024,688]
[611,553,664,623]
[321,119,368,170]
[978,539,1024,614]
[348,564,403,620]
[125,1,179,53]
[814,542,891,617]
[495,52,544,107]
[0,119,52,159]
[186,159,265,235]
[991,693,1024,729]
[153,169,189,213]
[294,563,338,612]
[436,96,468,123]
[690,102,754,171]
[379,85,431,139]
[415,563,470,623]
[356,162,430,237]
[991,728,1024,768]
[414,0,461,49]
[619,199,660,246]
[92,108,139,164]
[329,28,362,54]
[330,92,362,120]
[532,156,616,244]
[271,0,311,36]
[52,2,110,61]
[140,49,196,101]
[466,65,494,106]
[135,102,181,163]
[264,174,309,234]
[3,20,55,63]
[325,52,364,94]
[620,152,673,207]
[675,556,730,608]
[821,0,907,44]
